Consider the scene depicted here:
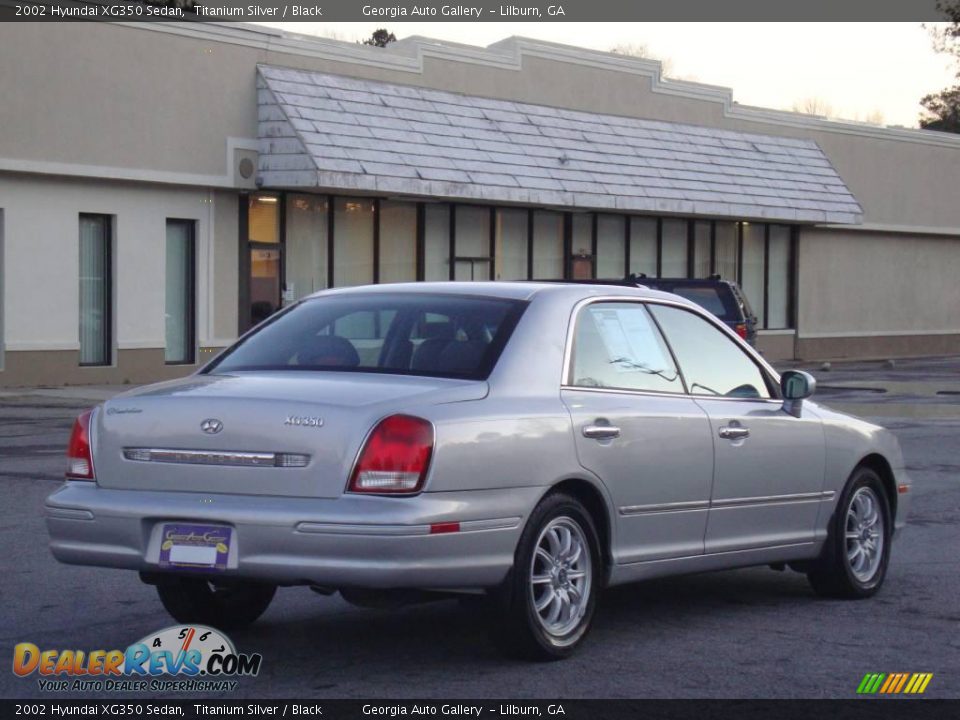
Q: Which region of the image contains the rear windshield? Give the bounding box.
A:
[206,293,527,380]
[643,283,738,321]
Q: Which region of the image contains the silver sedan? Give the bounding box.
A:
[46,283,911,659]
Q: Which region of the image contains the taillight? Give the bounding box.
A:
[66,409,95,480]
[349,415,433,494]
[734,323,748,340]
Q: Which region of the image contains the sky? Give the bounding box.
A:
[256,22,957,128]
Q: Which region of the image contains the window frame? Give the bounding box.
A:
[164,218,197,366]
[78,213,114,368]
[562,296,782,402]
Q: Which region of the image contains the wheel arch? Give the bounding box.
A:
[855,453,898,522]
[547,477,615,579]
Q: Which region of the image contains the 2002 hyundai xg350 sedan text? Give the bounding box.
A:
[46,282,910,659]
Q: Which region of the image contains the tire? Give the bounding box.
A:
[807,466,892,599]
[490,492,602,661]
[155,577,276,629]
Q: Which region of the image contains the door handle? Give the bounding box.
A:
[583,425,621,440]
[718,426,750,440]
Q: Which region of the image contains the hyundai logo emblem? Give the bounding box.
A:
[200,418,223,434]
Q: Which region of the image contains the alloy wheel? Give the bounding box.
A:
[845,486,885,583]
[529,516,592,640]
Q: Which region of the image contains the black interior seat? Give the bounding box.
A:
[296,335,360,367]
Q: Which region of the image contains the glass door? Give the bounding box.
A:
[249,244,281,326]
[245,194,282,329]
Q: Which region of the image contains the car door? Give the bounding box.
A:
[561,301,715,564]
[648,303,827,554]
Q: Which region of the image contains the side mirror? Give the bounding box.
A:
[780,370,816,418]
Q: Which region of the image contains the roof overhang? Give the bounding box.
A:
[256,65,863,225]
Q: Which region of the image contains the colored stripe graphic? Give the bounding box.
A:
[857,673,886,694]
[857,672,933,694]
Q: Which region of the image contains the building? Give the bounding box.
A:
[1,22,958,387]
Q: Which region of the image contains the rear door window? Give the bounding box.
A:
[569,302,683,394]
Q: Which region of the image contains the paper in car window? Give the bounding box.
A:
[590,308,669,373]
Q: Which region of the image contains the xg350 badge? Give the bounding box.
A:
[285,416,324,428]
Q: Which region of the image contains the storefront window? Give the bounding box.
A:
[333,198,374,287]
[248,194,279,243]
[570,214,592,279]
[380,201,417,284]
[661,219,687,277]
[741,222,766,328]
[247,194,798,333]
[767,225,791,329]
[424,203,450,281]
[454,205,491,281]
[79,214,112,366]
[164,220,195,364]
[285,194,327,301]
[532,210,564,279]
[692,221,711,278]
[596,214,625,279]
[495,208,528,281]
[628,217,657,277]
[714,221,738,282]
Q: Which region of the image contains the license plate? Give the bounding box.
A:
[159,523,231,571]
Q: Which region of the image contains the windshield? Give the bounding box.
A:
[206,293,527,380]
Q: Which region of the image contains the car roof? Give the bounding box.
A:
[305,281,697,307]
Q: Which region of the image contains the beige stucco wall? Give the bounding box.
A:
[2,23,960,231]
[796,228,960,358]
[0,173,237,385]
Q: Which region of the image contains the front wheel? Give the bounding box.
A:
[155,577,276,629]
[807,467,892,599]
[491,493,601,660]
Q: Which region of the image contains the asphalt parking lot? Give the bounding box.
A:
[1,357,959,699]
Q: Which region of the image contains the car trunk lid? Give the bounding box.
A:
[93,372,485,498]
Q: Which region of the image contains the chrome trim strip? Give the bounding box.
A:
[45,506,95,521]
[296,523,431,537]
[295,517,522,537]
[620,500,710,516]
[710,491,836,509]
[460,517,522,532]
[616,541,817,568]
[619,491,835,516]
[563,385,784,404]
[123,448,308,468]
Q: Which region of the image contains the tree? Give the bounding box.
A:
[791,97,834,117]
[920,1,960,132]
[610,42,675,78]
[920,87,960,131]
[362,29,397,48]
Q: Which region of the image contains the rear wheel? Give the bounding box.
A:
[155,577,276,629]
[807,467,891,599]
[491,493,601,660]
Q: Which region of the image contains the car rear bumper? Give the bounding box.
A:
[45,482,540,589]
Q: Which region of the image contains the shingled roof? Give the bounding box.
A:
[256,65,862,224]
